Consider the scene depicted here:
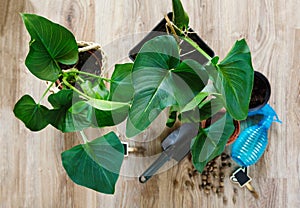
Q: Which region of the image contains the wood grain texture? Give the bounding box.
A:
[0,0,299,207]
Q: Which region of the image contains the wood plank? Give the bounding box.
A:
[0,0,299,207]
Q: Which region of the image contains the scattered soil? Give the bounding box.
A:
[188,152,233,198]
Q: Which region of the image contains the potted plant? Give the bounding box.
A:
[14,0,254,194]
[14,13,130,194]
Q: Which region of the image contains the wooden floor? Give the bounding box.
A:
[1,0,299,207]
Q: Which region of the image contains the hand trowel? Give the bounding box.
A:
[139,123,199,183]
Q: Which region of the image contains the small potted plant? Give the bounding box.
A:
[14,0,254,194]
[14,13,130,194]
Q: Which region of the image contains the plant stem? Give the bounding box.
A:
[164,14,180,43]
[38,81,55,104]
[77,76,85,83]
[80,131,89,143]
[62,76,90,100]
[163,15,212,62]
[182,36,212,61]
[73,70,101,79]
[64,69,113,82]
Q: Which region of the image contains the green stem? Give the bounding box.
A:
[100,76,114,82]
[77,76,85,83]
[64,69,113,82]
[62,76,90,100]
[74,70,101,79]
[80,131,89,143]
[165,15,212,61]
[163,16,211,61]
[182,36,212,61]
[38,81,55,104]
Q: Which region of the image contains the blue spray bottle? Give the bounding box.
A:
[231,104,282,167]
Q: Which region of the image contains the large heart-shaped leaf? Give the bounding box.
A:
[47,90,74,132]
[126,36,179,137]
[216,39,254,120]
[172,0,189,30]
[48,89,73,109]
[21,14,78,81]
[191,113,234,173]
[61,132,124,194]
[13,95,49,131]
[47,90,92,132]
[126,35,208,137]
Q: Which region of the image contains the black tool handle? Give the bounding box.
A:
[139,151,170,183]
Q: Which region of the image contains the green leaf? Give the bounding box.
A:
[126,35,209,137]
[110,63,134,102]
[47,90,73,132]
[61,132,124,194]
[172,0,189,30]
[173,59,209,95]
[126,35,180,137]
[47,90,91,132]
[125,32,227,135]
[216,39,254,120]
[180,92,209,113]
[21,13,78,81]
[191,113,235,173]
[13,95,49,131]
[48,89,73,108]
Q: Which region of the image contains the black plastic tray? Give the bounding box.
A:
[129,12,214,65]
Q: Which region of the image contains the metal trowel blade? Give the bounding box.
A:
[161,123,199,161]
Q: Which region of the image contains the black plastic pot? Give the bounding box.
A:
[56,42,104,89]
[249,71,271,112]
[129,12,214,65]
[59,44,103,76]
